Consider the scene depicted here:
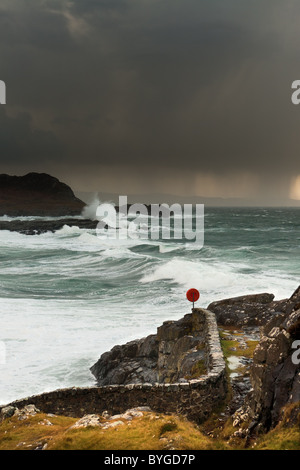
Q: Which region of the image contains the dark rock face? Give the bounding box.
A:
[0,172,86,216]
[231,286,300,432]
[248,286,300,429]
[156,312,206,383]
[90,311,207,386]
[207,292,288,327]
[90,335,159,386]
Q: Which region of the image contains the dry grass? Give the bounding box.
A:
[254,403,300,450]
[0,411,224,451]
[0,326,298,451]
[0,413,77,450]
[1,403,299,450]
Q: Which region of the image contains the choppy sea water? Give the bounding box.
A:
[0,206,299,404]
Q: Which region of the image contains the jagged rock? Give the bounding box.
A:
[90,335,159,385]
[284,286,300,315]
[243,286,300,431]
[13,404,40,420]
[70,414,102,429]
[90,310,207,385]
[207,292,288,327]
[156,313,206,383]
[0,405,16,421]
[70,407,150,431]
[0,172,86,217]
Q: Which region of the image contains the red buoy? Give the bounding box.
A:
[186,288,200,309]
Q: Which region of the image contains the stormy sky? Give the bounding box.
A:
[1,0,300,204]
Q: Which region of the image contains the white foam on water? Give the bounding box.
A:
[140,257,297,302]
[0,296,185,405]
[0,209,299,404]
[0,215,84,222]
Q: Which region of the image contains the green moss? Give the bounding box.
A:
[219,328,259,378]
[184,359,207,379]
[159,420,178,436]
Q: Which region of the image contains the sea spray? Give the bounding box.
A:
[0,207,299,404]
[81,195,101,220]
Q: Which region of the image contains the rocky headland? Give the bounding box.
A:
[0,172,86,218]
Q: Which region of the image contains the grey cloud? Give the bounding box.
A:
[0,108,63,164]
[0,0,299,199]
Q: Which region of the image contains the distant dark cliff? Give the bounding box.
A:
[0,172,86,216]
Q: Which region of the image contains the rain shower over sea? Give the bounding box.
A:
[0,206,299,404]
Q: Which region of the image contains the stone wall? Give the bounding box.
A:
[90,308,210,386]
[1,309,227,424]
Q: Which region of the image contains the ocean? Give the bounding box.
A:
[0,206,299,405]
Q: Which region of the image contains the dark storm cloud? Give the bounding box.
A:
[0,0,300,198]
[0,108,63,164]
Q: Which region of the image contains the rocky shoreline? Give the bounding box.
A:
[0,286,299,449]
[1,286,299,438]
[1,309,227,425]
[0,217,98,235]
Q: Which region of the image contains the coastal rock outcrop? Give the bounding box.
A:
[0,172,86,217]
[249,286,300,429]
[0,218,98,235]
[90,310,208,385]
[232,286,300,432]
[90,335,159,385]
[207,292,289,327]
